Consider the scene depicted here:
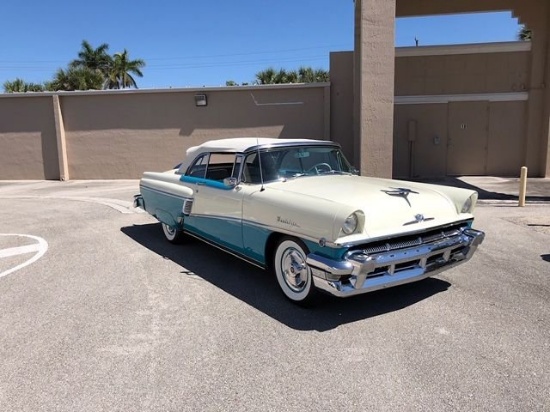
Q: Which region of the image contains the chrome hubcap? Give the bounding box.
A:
[281,248,308,292]
[163,224,176,238]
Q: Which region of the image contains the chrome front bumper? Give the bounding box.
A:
[307,228,485,298]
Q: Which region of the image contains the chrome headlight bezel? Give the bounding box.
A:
[461,193,477,213]
[342,213,358,235]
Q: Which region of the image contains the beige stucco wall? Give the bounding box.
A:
[395,50,530,96]
[329,51,354,162]
[396,0,519,17]
[328,44,533,178]
[392,46,531,177]
[393,100,526,178]
[394,0,550,177]
[393,104,449,178]
[0,84,329,180]
[0,95,59,179]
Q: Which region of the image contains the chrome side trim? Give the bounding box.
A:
[183,231,265,270]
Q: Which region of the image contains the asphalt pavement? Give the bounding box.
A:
[0,180,548,412]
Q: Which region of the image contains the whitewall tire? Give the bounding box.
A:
[161,222,184,244]
[273,237,317,305]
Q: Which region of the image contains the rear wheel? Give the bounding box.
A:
[161,222,185,244]
[273,237,317,305]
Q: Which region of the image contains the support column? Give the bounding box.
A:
[52,94,69,181]
[542,4,550,178]
[519,0,550,177]
[354,0,396,178]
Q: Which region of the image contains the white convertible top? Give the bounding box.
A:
[177,137,334,172]
[186,137,324,156]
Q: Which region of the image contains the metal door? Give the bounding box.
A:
[447,101,489,175]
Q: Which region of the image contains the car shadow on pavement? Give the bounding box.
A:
[408,177,550,202]
[121,223,451,332]
[542,254,550,263]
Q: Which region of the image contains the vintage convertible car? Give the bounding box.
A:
[134,138,485,304]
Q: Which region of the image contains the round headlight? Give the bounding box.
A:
[342,213,358,235]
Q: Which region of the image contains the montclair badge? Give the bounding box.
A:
[277,216,300,227]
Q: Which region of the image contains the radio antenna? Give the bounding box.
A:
[257,138,265,192]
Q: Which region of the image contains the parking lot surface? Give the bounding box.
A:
[0,180,549,412]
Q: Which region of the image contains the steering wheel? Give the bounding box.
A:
[307,162,333,175]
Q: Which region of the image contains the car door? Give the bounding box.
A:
[182,153,246,252]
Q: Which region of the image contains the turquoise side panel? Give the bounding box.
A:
[303,239,348,260]
[184,217,269,266]
[140,186,184,228]
[185,215,243,252]
[242,222,271,265]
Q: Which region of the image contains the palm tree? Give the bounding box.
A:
[46,67,104,91]
[3,78,44,93]
[104,49,145,89]
[255,66,329,85]
[314,68,330,82]
[298,66,315,83]
[255,67,277,84]
[70,40,112,76]
[285,70,299,83]
[274,68,290,84]
[519,26,532,41]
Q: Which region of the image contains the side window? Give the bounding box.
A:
[241,151,281,184]
[232,155,244,179]
[242,153,260,184]
[187,154,209,178]
[205,153,238,182]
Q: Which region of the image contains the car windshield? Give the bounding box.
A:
[241,145,356,184]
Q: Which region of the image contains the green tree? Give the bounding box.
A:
[104,49,145,89]
[70,40,112,77]
[255,66,329,85]
[255,67,277,84]
[298,67,329,83]
[519,26,532,41]
[285,70,299,83]
[46,67,104,91]
[3,78,44,93]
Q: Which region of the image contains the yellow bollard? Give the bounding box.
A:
[519,166,528,207]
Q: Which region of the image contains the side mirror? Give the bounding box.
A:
[223,177,238,188]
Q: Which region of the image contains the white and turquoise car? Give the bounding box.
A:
[134,138,484,305]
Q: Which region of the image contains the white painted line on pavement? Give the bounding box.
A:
[0,244,41,258]
[0,195,144,214]
[0,234,48,279]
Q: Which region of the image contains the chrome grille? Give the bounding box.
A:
[352,223,469,256]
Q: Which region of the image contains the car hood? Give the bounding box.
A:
[267,175,470,241]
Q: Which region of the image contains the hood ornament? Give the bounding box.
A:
[382,187,419,207]
[404,213,435,226]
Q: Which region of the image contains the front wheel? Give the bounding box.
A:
[161,222,185,244]
[273,237,317,305]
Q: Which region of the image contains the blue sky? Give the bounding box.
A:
[0,1,523,89]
